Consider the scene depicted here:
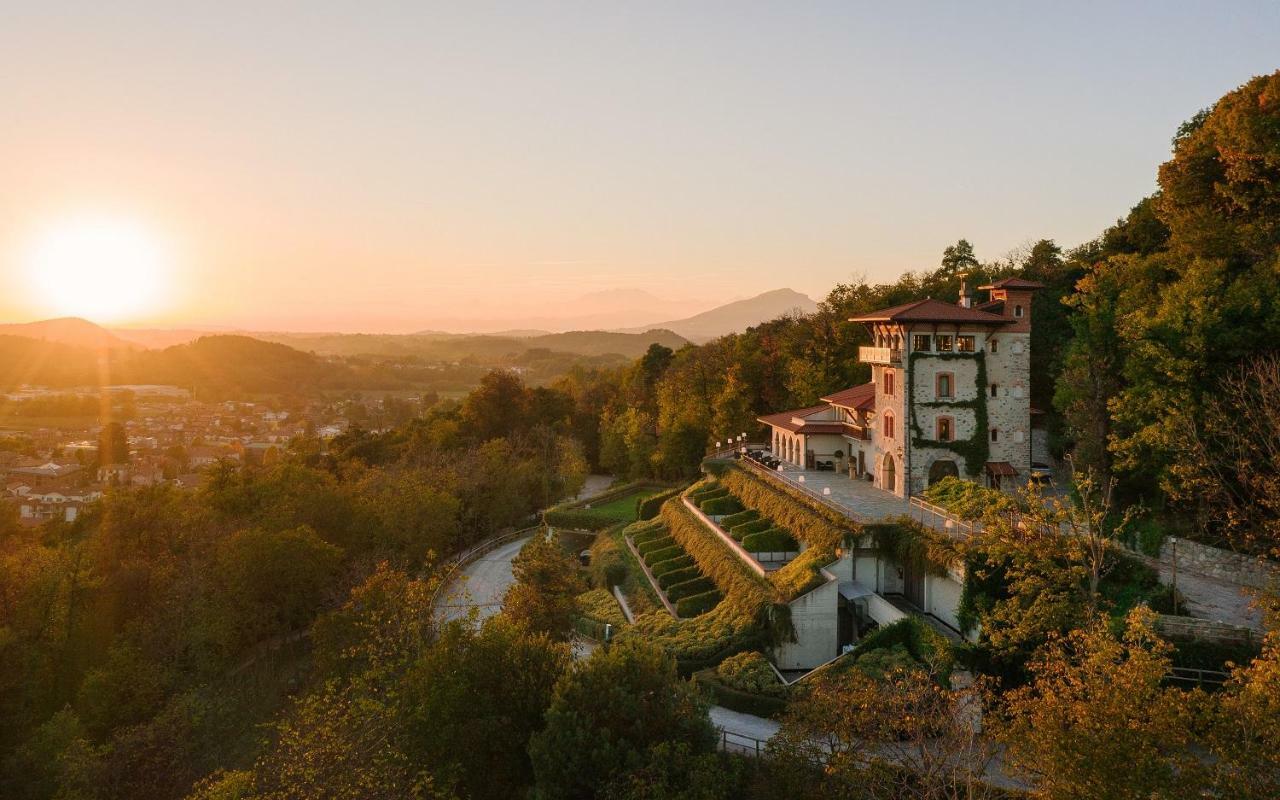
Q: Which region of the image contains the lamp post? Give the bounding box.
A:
[1169,536,1179,613]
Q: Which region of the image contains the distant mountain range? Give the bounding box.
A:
[0,317,138,351]
[620,288,817,342]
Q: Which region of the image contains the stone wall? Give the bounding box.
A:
[1161,537,1279,589]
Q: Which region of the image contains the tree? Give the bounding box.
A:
[401,619,570,799]
[502,534,586,640]
[999,607,1201,800]
[940,239,980,275]
[98,421,130,466]
[767,665,998,800]
[528,641,716,800]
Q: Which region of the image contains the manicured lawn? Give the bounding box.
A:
[584,490,659,523]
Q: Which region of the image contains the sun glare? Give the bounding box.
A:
[23,216,170,323]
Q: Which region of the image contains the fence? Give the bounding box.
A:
[908,497,977,540]
[1166,666,1231,687]
[717,727,771,757]
[430,526,540,608]
[1154,614,1259,647]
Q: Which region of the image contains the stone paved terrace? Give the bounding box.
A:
[767,462,911,522]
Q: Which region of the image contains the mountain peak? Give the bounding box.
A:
[621,288,816,342]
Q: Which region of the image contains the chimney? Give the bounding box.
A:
[958,273,973,308]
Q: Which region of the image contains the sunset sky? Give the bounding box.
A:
[2,2,1278,333]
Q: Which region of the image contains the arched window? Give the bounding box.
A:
[883,411,895,440]
[884,370,895,397]
[1014,304,1024,318]
[936,416,953,441]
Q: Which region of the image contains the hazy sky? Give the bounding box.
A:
[2,2,1278,332]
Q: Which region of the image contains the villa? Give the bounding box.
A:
[761,277,1046,498]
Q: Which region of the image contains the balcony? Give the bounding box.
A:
[858,346,901,365]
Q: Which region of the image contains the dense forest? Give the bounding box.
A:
[4,71,1280,800]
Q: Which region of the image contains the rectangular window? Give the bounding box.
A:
[989,339,999,354]
[990,383,998,397]
[937,417,953,441]
[913,334,931,352]
[990,428,999,443]
[884,370,895,397]
[957,335,975,352]
[937,373,953,398]
[936,335,953,352]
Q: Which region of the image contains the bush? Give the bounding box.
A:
[729,518,772,539]
[658,566,701,590]
[700,496,744,516]
[638,535,676,557]
[588,535,628,589]
[650,555,695,577]
[717,465,850,549]
[694,670,788,718]
[630,519,669,546]
[637,487,684,521]
[714,651,787,698]
[577,588,629,628]
[643,545,684,566]
[676,589,723,617]
[667,576,717,602]
[719,510,760,529]
[741,529,798,553]
[922,476,1016,520]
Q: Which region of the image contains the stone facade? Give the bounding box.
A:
[1160,537,1279,589]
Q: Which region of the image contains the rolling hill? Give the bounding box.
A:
[622,288,817,342]
[0,317,136,351]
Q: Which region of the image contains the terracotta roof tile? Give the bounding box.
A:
[849,298,1012,325]
[978,277,1046,290]
[821,382,876,411]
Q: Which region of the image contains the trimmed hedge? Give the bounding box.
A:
[650,554,695,577]
[676,589,723,617]
[543,479,673,530]
[577,588,629,628]
[630,519,668,545]
[729,519,772,539]
[667,576,717,601]
[694,670,788,718]
[643,545,683,565]
[700,496,744,516]
[695,488,731,507]
[770,545,836,600]
[638,487,684,520]
[713,463,852,549]
[661,501,773,613]
[720,510,760,529]
[658,566,702,589]
[742,528,797,553]
[588,533,628,588]
[637,535,676,557]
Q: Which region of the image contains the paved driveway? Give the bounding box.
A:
[437,535,533,625]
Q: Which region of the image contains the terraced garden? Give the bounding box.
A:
[631,517,724,617]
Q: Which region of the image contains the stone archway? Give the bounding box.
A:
[928,459,959,486]
[882,454,897,494]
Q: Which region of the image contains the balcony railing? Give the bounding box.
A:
[858,346,901,365]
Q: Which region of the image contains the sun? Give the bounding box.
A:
[23,216,171,323]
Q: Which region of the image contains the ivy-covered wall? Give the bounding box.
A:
[907,350,990,478]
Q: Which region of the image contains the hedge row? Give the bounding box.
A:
[661,501,773,614]
[576,587,629,628]
[729,518,772,540]
[701,496,745,516]
[676,589,724,617]
[638,487,684,520]
[658,566,702,589]
[544,480,675,530]
[713,463,852,549]
[742,528,799,553]
[631,520,669,546]
[668,576,717,601]
[589,526,660,617]
[769,545,836,600]
[643,544,683,565]
[720,509,759,529]
[650,554,694,577]
[694,670,788,718]
[588,533,628,588]
[637,535,676,557]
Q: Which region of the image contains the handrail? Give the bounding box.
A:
[717,726,771,757]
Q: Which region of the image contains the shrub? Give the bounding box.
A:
[694,670,788,718]
[637,487,683,520]
[742,529,798,553]
[676,589,723,617]
[769,545,836,600]
[630,520,668,546]
[922,475,1016,521]
[658,566,701,590]
[729,518,772,539]
[700,496,744,516]
[638,535,676,557]
[577,588,629,628]
[719,510,760,529]
[643,545,683,566]
[650,555,694,577]
[714,651,787,698]
[588,534,628,588]
[718,465,851,549]
[667,576,717,602]
[662,501,772,613]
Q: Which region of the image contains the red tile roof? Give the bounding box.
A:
[849,298,1013,325]
[757,405,843,434]
[821,382,876,411]
[978,277,1046,290]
